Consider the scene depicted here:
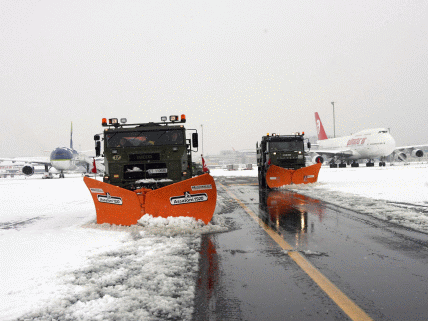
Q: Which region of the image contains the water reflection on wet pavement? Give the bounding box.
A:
[193,178,348,321]
[192,176,428,321]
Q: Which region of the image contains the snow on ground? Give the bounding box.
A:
[210,168,258,177]
[284,163,428,233]
[1,164,427,320]
[0,175,226,321]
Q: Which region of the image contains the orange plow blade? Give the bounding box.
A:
[83,174,217,226]
[145,174,217,224]
[265,163,322,188]
[266,165,293,188]
[291,163,322,184]
[83,176,145,226]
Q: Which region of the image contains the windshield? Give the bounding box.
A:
[106,129,184,147]
[269,141,303,151]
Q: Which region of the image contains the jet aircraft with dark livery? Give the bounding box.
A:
[0,122,94,178]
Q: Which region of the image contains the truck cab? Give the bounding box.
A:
[95,115,198,190]
[257,133,306,169]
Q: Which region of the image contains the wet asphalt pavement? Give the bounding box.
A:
[192,176,428,321]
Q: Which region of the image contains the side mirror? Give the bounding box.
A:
[192,133,199,148]
[307,142,311,149]
[95,141,101,157]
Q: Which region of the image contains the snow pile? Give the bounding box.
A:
[16,234,200,321]
[137,214,228,235]
[285,163,428,232]
[83,214,229,236]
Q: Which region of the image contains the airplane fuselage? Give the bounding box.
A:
[50,147,80,171]
[0,122,93,178]
[318,128,396,160]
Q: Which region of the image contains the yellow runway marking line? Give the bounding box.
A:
[218,182,373,321]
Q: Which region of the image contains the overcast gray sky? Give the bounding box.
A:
[1,0,427,157]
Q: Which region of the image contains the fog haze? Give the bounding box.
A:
[1,1,427,157]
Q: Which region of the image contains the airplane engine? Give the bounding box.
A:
[312,155,324,164]
[397,152,407,161]
[411,149,424,158]
[22,165,34,176]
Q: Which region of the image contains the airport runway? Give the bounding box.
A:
[192,176,428,321]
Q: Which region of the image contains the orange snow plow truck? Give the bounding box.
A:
[84,115,217,226]
[257,133,321,188]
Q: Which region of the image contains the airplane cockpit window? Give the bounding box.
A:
[50,148,73,160]
[378,130,388,133]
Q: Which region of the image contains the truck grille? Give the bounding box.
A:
[129,153,160,162]
[123,163,168,180]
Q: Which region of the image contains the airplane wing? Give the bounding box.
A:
[0,157,51,166]
[392,144,428,160]
[394,144,428,152]
[307,149,355,158]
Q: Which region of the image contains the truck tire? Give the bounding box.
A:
[258,169,267,188]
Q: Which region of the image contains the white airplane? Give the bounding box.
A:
[308,112,428,168]
[0,122,95,178]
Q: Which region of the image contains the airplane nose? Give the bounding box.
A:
[387,134,396,154]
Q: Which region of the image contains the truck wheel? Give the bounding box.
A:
[258,169,267,188]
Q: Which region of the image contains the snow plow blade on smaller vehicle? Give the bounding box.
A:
[84,173,217,226]
[257,132,322,189]
[266,163,322,188]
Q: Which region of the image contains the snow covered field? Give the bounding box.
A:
[0,175,225,321]
[1,163,428,320]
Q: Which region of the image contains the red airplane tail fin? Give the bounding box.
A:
[315,112,328,140]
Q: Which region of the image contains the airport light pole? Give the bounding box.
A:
[331,101,336,138]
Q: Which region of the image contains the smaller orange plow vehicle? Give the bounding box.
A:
[257,132,322,189]
[265,163,322,188]
[85,115,217,226]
